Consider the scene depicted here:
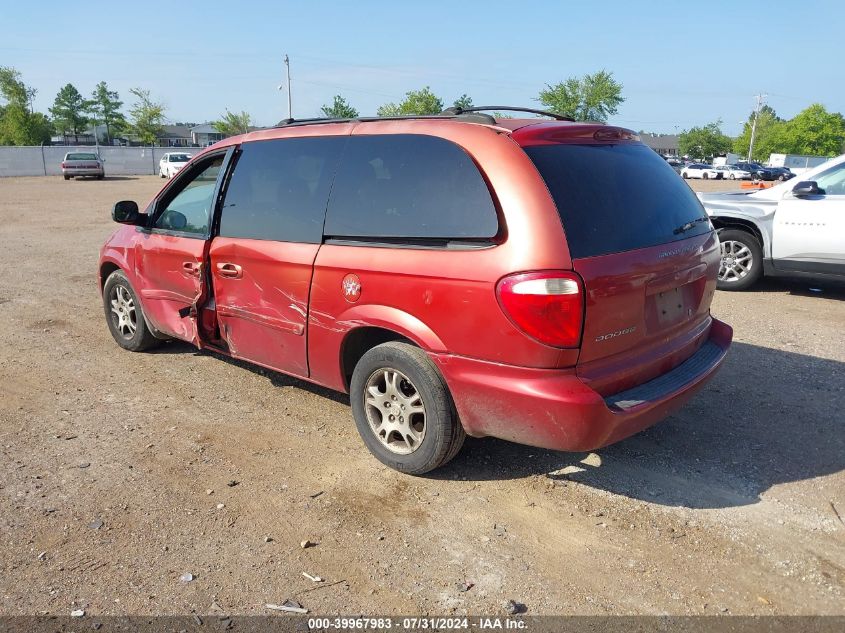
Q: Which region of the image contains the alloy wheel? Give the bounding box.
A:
[363,368,427,455]
[719,240,753,283]
[109,284,137,339]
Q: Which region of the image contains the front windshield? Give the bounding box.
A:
[170,154,190,163]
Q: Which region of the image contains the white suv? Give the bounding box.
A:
[699,154,845,289]
[158,152,192,179]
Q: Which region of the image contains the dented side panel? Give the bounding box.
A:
[133,232,206,344]
[209,237,317,377]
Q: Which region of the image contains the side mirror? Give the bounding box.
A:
[112,200,141,224]
[159,209,188,231]
[792,181,821,197]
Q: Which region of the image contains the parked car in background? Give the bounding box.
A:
[159,152,192,179]
[768,166,795,181]
[681,163,722,179]
[735,162,777,181]
[699,153,845,290]
[666,157,684,174]
[99,108,731,474]
[714,165,751,180]
[61,152,104,180]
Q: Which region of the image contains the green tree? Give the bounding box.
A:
[212,109,252,136]
[678,121,733,159]
[732,105,785,161]
[732,103,845,160]
[0,66,52,145]
[128,88,165,145]
[89,81,126,144]
[320,94,359,118]
[778,104,845,156]
[49,83,91,142]
[538,70,624,122]
[376,102,401,116]
[377,86,444,116]
[453,94,473,110]
[0,66,33,106]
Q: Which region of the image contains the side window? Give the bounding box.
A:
[813,162,845,196]
[324,134,499,240]
[154,155,224,236]
[219,137,347,243]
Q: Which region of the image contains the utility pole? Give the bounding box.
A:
[747,93,767,162]
[284,54,292,119]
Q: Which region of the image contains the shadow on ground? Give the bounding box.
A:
[747,277,845,300]
[145,332,843,509]
[149,340,349,405]
[435,341,845,509]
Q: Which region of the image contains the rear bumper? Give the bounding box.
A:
[63,168,103,176]
[431,317,732,452]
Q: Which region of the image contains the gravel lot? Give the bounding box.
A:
[0,175,843,617]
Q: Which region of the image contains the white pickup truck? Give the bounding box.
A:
[698,153,845,290]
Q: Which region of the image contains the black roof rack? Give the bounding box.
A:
[273,112,498,129]
[442,106,575,122]
[271,107,572,129]
[274,116,354,128]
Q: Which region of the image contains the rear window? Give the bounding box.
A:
[66,153,97,161]
[524,143,711,259]
[324,134,498,241]
[219,137,346,244]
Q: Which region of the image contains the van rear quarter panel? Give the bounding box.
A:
[307,120,577,392]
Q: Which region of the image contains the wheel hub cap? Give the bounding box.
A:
[363,369,426,455]
[109,285,137,339]
[719,241,753,282]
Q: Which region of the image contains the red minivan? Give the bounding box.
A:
[99,107,731,474]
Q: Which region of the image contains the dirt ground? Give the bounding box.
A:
[0,175,843,617]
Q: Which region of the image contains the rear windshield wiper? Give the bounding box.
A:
[673,217,710,235]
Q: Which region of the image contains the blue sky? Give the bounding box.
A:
[3,0,843,135]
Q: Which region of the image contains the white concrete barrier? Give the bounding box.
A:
[0,146,201,177]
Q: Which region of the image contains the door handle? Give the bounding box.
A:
[182,261,201,277]
[216,262,243,279]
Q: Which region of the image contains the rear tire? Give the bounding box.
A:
[682,172,689,179]
[717,229,763,291]
[64,175,70,180]
[350,341,465,475]
[103,270,161,351]
[703,173,709,179]
[729,174,736,180]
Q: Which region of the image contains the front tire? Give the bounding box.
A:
[350,342,465,475]
[729,174,736,180]
[717,229,763,291]
[103,270,161,351]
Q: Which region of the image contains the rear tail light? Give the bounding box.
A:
[496,271,584,348]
